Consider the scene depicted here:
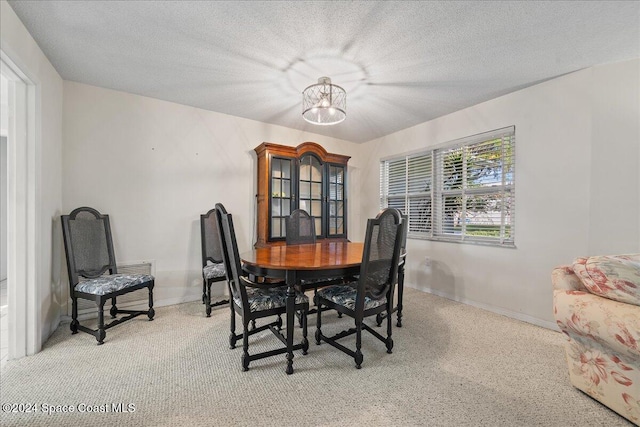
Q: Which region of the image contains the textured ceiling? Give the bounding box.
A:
[8,1,640,143]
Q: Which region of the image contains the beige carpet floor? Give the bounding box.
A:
[0,288,633,426]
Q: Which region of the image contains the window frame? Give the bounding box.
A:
[380,126,515,248]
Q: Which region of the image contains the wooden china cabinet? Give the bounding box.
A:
[254,142,350,247]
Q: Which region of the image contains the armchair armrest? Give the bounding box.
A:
[552,265,588,292]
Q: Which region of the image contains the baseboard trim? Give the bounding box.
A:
[410,284,560,331]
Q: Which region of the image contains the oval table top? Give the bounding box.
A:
[240,241,364,271]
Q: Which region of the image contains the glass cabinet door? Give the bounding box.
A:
[270,157,293,239]
[328,164,346,237]
[298,154,323,237]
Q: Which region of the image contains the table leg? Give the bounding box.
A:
[285,270,296,375]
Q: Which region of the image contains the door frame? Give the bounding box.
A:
[1,50,39,358]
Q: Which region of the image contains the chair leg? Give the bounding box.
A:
[147,286,155,320]
[110,297,118,318]
[397,269,404,328]
[302,308,308,355]
[276,314,282,331]
[97,301,106,345]
[315,302,322,345]
[375,313,383,327]
[250,320,256,330]
[386,304,394,354]
[70,297,79,334]
[355,319,363,369]
[205,281,212,317]
[296,310,303,328]
[202,279,207,304]
[242,320,250,371]
[229,304,237,349]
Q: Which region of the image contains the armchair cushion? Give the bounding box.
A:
[317,284,386,311]
[203,263,226,280]
[234,286,308,313]
[572,254,640,306]
[75,274,154,296]
[553,259,640,425]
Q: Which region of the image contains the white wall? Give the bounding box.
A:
[62,81,364,308]
[355,59,640,328]
[589,61,640,253]
[1,0,64,348]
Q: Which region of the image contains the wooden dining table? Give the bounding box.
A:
[240,241,364,374]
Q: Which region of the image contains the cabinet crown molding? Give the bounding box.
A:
[255,141,351,164]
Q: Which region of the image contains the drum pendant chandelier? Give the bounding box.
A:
[302,77,346,125]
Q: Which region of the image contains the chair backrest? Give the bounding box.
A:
[399,213,408,252]
[61,207,117,289]
[376,210,408,252]
[377,210,408,266]
[215,203,249,311]
[200,208,224,267]
[285,209,316,245]
[356,208,403,314]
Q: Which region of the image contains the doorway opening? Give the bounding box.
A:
[1,53,37,365]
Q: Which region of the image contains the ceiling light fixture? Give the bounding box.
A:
[302,77,346,125]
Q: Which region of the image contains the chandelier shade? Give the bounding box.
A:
[302,77,346,125]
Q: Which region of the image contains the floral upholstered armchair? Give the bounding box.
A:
[552,254,640,425]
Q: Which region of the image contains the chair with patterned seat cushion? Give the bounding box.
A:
[315,208,403,368]
[286,209,344,325]
[285,209,343,289]
[200,208,230,317]
[61,207,155,345]
[216,203,309,371]
[376,213,408,327]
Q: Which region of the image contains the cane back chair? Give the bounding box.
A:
[376,213,408,327]
[200,208,230,316]
[315,208,403,368]
[61,207,154,345]
[215,203,309,371]
[285,209,316,245]
[286,209,344,325]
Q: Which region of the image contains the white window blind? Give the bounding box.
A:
[380,126,515,247]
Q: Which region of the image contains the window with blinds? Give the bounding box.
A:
[380,126,515,247]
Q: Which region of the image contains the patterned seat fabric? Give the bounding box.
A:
[75,274,154,296]
[317,284,386,311]
[234,286,309,313]
[203,263,226,280]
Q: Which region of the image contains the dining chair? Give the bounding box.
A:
[215,203,309,371]
[286,209,345,325]
[200,208,229,317]
[61,207,155,345]
[285,208,316,244]
[376,213,408,327]
[315,208,403,368]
